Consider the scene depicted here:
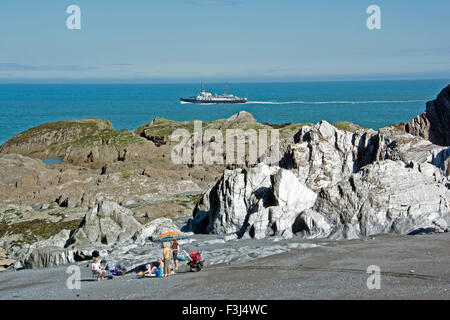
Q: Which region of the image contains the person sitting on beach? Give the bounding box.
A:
[151,258,163,274]
[91,257,106,281]
[137,263,152,278]
[137,259,164,278]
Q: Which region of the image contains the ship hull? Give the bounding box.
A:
[180,98,247,104]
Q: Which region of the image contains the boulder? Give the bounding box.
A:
[292,209,334,239]
[68,199,142,248]
[8,230,75,269]
[32,229,72,249]
[226,110,258,124]
[405,84,450,146]
[191,163,316,238]
[24,247,75,269]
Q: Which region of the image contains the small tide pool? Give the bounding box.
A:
[41,158,64,165]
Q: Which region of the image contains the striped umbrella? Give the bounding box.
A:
[152,231,188,242]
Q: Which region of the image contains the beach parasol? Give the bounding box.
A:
[152,231,188,242]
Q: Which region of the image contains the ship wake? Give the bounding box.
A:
[246,100,426,105]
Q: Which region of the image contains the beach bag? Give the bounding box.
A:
[111,268,121,276]
[155,267,162,277]
[106,260,116,271]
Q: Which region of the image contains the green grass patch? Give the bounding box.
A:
[122,171,132,179]
[333,121,361,133]
[0,209,23,224]
[0,219,82,244]
[136,117,270,142]
[73,129,144,148]
[3,119,113,147]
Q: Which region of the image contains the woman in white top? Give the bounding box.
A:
[91,257,106,281]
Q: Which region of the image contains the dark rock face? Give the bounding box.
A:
[143,135,166,147]
[405,85,450,146]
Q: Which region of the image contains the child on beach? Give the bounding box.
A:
[151,258,164,274]
[137,258,164,278]
[153,258,164,277]
[137,263,152,278]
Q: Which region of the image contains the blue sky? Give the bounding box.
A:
[0,0,449,82]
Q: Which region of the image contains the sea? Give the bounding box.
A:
[0,79,448,145]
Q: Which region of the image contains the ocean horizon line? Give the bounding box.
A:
[1,77,449,86]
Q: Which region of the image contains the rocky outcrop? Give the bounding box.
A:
[289,121,377,191]
[0,154,62,205]
[0,118,158,167]
[376,127,448,165]
[13,201,184,268]
[24,247,75,269]
[0,153,53,191]
[192,158,449,240]
[287,120,449,193]
[0,118,114,159]
[405,84,450,146]
[137,112,259,148]
[0,152,203,210]
[68,199,143,248]
[63,130,156,166]
[225,110,258,124]
[11,230,74,269]
[67,199,183,247]
[191,115,450,239]
[190,163,317,238]
[294,160,449,239]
